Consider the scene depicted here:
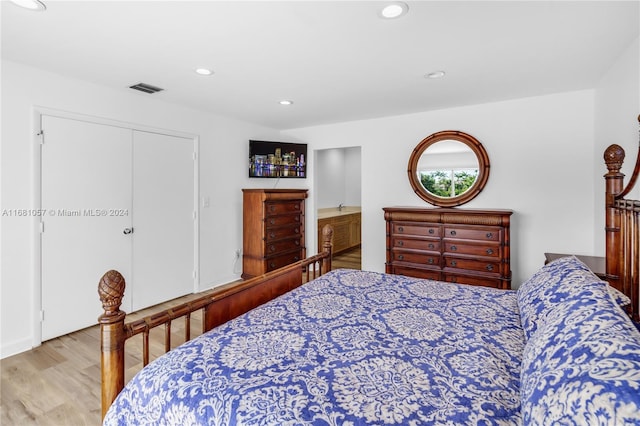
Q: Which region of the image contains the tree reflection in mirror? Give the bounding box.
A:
[408,131,490,207]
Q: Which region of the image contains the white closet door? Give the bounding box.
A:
[131,130,195,310]
[41,115,133,340]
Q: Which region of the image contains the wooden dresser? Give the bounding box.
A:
[383,207,513,289]
[242,189,308,279]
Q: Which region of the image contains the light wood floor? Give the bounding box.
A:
[0,248,361,425]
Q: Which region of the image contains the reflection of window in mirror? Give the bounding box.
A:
[407,131,490,207]
[417,141,479,197]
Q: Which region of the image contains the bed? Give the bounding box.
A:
[99,126,640,425]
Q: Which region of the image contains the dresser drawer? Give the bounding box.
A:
[443,241,500,258]
[265,214,302,228]
[390,265,441,280]
[391,237,440,252]
[266,225,302,241]
[443,226,502,242]
[444,257,501,275]
[265,238,301,255]
[391,250,440,267]
[266,251,302,272]
[265,201,302,216]
[392,222,440,237]
[444,274,502,288]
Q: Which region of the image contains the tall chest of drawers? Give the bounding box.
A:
[242,189,308,279]
[384,207,513,289]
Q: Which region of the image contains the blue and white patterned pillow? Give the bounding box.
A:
[607,284,632,307]
[520,278,640,424]
[517,256,604,341]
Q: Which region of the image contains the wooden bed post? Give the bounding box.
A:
[322,223,333,273]
[604,115,640,321]
[97,270,127,420]
[604,143,625,291]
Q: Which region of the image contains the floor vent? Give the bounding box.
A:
[129,83,164,94]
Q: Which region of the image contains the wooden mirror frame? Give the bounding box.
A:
[407,130,490,207]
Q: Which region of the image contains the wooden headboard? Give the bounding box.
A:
[604,115,640,322]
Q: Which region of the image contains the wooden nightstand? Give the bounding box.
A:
[544,252,606,280]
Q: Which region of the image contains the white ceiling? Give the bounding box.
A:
[2,1,638,130]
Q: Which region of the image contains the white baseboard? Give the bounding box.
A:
[1,337,35,359]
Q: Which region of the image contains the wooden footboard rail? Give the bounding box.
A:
[604,115,640,322]
[98,224,334,419]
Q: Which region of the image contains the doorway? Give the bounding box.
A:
[315,147,362,269]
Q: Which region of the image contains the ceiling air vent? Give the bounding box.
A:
[129,83,164,94]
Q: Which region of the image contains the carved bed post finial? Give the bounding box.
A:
[98,270,127,420]
[604,144,625,175]
[98,269,126,316]
[322,224,333,273]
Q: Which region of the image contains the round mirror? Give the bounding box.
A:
[408,130,490,207]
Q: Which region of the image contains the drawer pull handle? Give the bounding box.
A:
[451,245,457,251]
[486,232,493,239]
[428,243,434,249]
[269,232,276,239]
[294,256,299,261]
[398,254,404,260]
[270,219,275,225]
[397,241,404,246]
[398,226,404,232]
[270,205,275,212]
[429,229,434,234]
[451,260,457,267]
[486,264,494,271]
[269,245,275,252]
[294,228,299,234]
[295,205,300,210]
[486,248,494,255]
[427,258,434,264]
[295,240,300,246]
[450,230,456,236]
[295,217,299,222]
[270,262,276,268]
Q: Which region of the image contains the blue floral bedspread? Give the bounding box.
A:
[104,269,525,425]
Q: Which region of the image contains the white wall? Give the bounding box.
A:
[315,147,362,209]
[344,147,362,207]
[285,90,597,288]
[594,36,640,254]
[316,149,347,209]
[0,60,288,357]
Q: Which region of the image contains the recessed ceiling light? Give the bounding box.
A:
[379,2,408,19]
[195,68,213,76]
[279,100,294,106]
[425,71,446,79]
[10,0,46,11]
